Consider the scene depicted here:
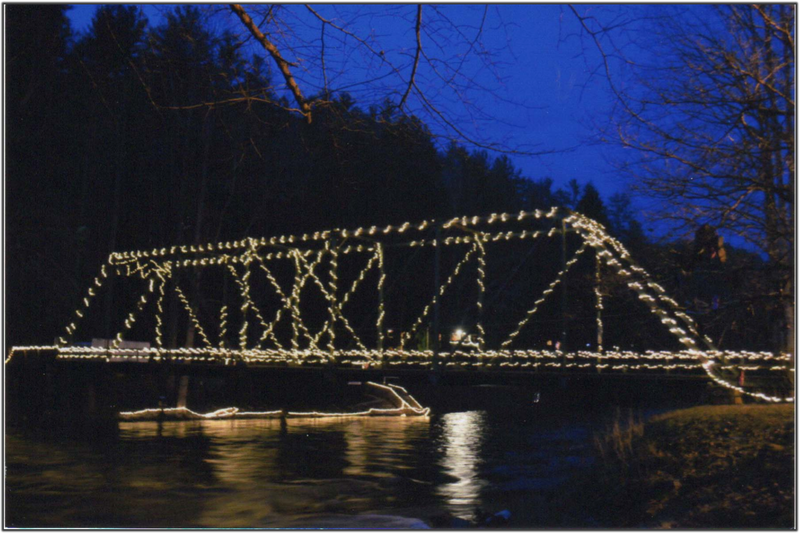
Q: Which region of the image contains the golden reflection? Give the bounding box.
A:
[119,420,198,439]
[118,416,430,527]
[437,411,486,518]
[340,416,431,477]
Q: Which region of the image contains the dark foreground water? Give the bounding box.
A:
[6,405,612,528]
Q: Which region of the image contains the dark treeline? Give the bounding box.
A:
[5,5,784,354]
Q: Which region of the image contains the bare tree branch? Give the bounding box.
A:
[230,3,312,122]
[398,5,422,111]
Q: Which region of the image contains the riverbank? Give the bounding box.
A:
[548,403,795,528]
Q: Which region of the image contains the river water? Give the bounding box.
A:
[6,406,609,528]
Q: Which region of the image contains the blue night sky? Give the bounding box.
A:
[66,4,649,220]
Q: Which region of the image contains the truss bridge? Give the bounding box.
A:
[7,208,793,403]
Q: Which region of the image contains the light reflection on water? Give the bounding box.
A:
[437,411,486,518]
[6,411,595,528]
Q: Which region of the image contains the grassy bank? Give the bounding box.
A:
[559,404,795,528]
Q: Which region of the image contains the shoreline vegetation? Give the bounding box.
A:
[549,403,795,529]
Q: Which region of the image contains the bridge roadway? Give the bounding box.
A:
[7,345,792,379]
[6,346,789,423]
[5,345,791,426]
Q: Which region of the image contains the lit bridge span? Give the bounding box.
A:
[7,208,793,403]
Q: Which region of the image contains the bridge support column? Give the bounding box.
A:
[732,389,743,405]
[177,375,189,408]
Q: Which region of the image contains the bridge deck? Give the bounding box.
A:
[7,345,792,382]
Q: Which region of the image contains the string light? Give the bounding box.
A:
[295,245,365,352]
[173,283,212,348]
[5,345,59,364]
[111,278,156,349]
[565,211,793,402]
[6,346,790,375]
[502,242,589,348]
[326,240,338,353]
[254,258,292,348]
[401,243,479,349]
[311,251,379,350]
[118,381,430,420]
[150,262,173,349]
[288,249,326,350]
[475,237,487,350]
[106,209,565,265]
[595,252,604,353]
[58,260,111,346]
[219,305,228,348]
[293,249,365,351]
[376,244,386,355]
[236,249,254,349]
[154,279,166,349]
[17,208,791,403]
[228,255,274,352]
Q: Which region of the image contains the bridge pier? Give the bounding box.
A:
[703,383,744,405]
[177,375,189,408]
[733,390,743,405]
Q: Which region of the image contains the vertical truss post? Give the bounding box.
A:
[432,223,442,372]
[238,257,252,351]
[327,238,338,361]
[154,275,167,349]
[219,305,228,349]
[476,237,486,354]
[290,251,301,351]
[595,249,604,371]
[376,243,385,354]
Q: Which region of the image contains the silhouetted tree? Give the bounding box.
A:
[607,193,645,249]
[576,182,609,227]
[574,4,795,353]
[6,5,75,347]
